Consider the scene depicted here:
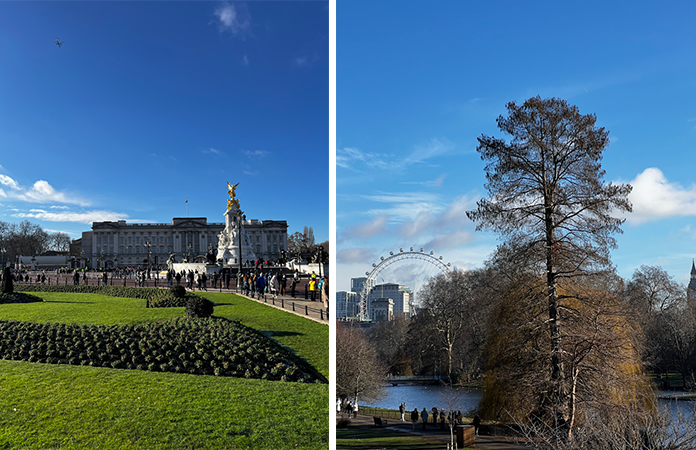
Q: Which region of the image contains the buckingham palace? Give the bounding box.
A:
[80,217,288,268]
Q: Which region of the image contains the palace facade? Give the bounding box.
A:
[81,217,287,268]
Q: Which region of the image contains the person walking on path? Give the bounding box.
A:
[290,275,297,298]
[399,403,406,422]
[256,274,266,300]
[421,408,428,431]
[472,414,481,436]
[270,274,279,299]
[410,408,419,430]
[309,277,317,301]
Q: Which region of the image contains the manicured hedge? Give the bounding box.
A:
[0,292,44,304]
[0,317,322,383]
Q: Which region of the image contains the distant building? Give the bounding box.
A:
[336,291,358,319]
[688,259,696,305]
[348,276,414,321]
[84,217,287,268]
[372,298,394,322]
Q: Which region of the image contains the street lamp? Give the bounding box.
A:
[237,213,245,292]
[144,239,152,277]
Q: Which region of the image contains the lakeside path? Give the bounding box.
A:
[338,413,527,449]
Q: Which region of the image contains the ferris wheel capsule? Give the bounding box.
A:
[372,263,376,267]
[420,248,424,252]
[390,251,393,255]
[410,247,413,251]
[439,256,443,260]
[380,256,384,260]
[430,251,434,255]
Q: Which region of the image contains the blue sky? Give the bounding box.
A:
[337,1,696,293]
[0,1,328,242]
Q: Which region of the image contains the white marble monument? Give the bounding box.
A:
[216,182,257,266]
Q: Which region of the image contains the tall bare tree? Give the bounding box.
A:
[467,97,632,436]
[336,322,386,406]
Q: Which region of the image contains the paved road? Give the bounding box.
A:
[338,413,527,449]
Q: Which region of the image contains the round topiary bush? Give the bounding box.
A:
[185,297,214,318]
[170,285,186,298]
[1,267,13,294]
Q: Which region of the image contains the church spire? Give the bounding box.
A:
[691,258,696,278]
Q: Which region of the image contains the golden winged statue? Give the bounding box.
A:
[226,182,240,210]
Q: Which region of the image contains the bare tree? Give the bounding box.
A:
[467,97,633,437]
[47,232,72,253]
[336,322,387,406]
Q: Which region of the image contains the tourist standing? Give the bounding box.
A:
[421,408,428,430]
[309,277,317,301]
[399,402,406,422]
[411,408,419,430]
[290,275,297,298]
[256,273,266,300]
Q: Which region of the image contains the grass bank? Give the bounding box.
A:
[0,290,328,449]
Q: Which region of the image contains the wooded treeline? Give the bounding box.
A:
[0,220,72,259]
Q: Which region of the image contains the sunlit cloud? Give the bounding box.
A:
[0,174,89,206]
[625,167,696,224]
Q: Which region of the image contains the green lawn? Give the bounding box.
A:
[0,290,328,449]
[0,291,328,377]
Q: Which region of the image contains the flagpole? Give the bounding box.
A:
[186,199,189,218]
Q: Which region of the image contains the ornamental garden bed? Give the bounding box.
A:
[0,316,324,383]
[14,284,198,308]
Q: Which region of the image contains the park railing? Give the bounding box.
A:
[356,406,401,421]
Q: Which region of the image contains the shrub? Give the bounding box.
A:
[185,297,214,318]
[170,285,186,298]
[1,267,13,294]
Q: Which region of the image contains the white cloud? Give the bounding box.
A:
[0,174,20,190]
[625,167,696,224]
[13,209,127,224]
[342,215,389,240]
[242,55,249,66]
[203,148,223,155]
[214,3,251,37]
[0,175,88,206]
[337,247,378,264]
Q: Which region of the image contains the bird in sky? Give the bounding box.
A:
[54,38,64,48]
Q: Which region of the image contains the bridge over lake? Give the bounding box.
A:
[385,375,442,386]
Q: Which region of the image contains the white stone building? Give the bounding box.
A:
[85,216,287,268]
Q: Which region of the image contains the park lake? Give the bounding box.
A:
[364,385,696,425]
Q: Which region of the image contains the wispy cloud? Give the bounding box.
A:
[12,209,128,224]
[401,174,448,187]
[337,247,378,264]
[342,215,389,240]
[625,167,696,224]
[203,148,223,156]
[244,150,269,158]
[403,137,455,165]
[242,55,249,66]
[294,52,319,68]
[338,138,455,173]
[214,3,252,38]
[336,147,392,171]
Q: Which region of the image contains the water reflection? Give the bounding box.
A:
[364,385,482,414]
[364,385,695,427]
